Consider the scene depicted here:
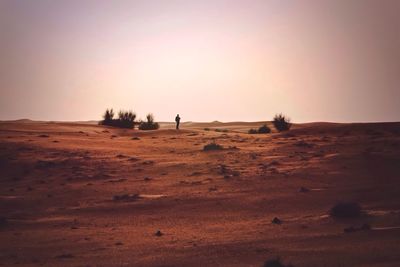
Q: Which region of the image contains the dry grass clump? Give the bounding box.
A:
[258,124,271,133]
[248,124,271,134]
[203,142,223,151]
[138,114,159,130]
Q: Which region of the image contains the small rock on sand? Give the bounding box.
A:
[272,217,282,224]
[155,230,163,237]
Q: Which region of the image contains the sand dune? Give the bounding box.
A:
[1,121,400,266]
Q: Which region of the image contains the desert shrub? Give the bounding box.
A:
[100,108,136,129]
[115,110,136,128]
[139,113,160,130]
[258,124,271,133]
[248,125,271,134]
[263,258,293,267]
[203,142,223,151]
[273,113,291,132]
[215,128,228,132]
[102,108,114,124]
[204,128,210,131]
[248,128,258,134]
[329,202,362,218]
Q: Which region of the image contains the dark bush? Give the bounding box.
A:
[273,113,291,132]
[103,108,114,124]
[203,142,223,151]
[100,108,136,129]
[329,202,362,218]
[118,110,136,127]
[248,124,271,134]
[114,110,136,128]
[139,113,160,130]
[258,124,271,133]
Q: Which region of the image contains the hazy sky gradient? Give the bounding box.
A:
[1,0,399,122]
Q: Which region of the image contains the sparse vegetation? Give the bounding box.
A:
[273,113,291,132]
[330,202,362,218]
[103,108,114,123]
[204,128,211,131]
[203,142,223,151]
[248,124,271,134]
[100,108,137,129]
[116,110,136,128]
[139,113,160,130]
[258,124,271,133]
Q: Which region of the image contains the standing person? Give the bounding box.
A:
[175,114,181,130]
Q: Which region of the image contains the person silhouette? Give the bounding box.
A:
[175,114,181,130]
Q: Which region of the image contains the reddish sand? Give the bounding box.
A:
[0,121,400,266]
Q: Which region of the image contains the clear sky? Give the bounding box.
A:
[1,0,399,122]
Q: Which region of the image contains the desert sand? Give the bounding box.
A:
[1,120,400,267]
